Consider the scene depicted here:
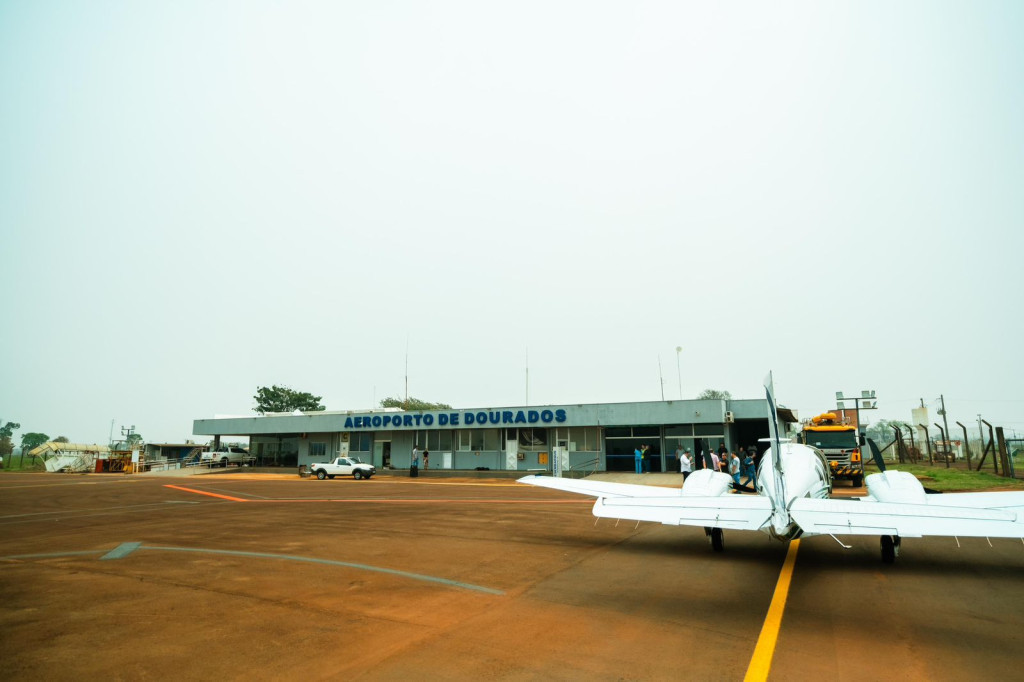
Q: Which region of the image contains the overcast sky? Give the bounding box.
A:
[2,1,1022,445]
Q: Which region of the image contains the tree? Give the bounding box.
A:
[127,433,143,445]
[0,421,18,439]
[253,385,326,414]
[865,420,912,444]
[380,396,452,410]
[20,432,49,452]
[53,436,69,443]
[0,420,18,458]
[696,389,732,400]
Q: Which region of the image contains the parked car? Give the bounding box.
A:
[309,456,375,480]
[200,446,255,468]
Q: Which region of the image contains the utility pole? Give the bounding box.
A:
[938,395,952,465]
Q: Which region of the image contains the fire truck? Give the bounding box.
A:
[797,412,865,487]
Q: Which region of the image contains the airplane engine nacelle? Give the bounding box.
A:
[865,470,928,504]
[681,468,734,497]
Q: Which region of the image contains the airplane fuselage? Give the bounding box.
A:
[755,442,832,539]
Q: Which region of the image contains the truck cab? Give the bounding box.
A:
[798,413,864,486]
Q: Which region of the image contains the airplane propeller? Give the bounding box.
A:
[864,437,887,473]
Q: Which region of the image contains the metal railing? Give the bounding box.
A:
[565,457,601,478]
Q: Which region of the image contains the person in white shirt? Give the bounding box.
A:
[679,448,692,479]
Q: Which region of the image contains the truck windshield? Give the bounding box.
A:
[803,430,857,449]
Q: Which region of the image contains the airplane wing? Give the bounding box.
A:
[593,495,774,531]
[517,474,684,499]
[790,497,1024,539]
[518,475,773,532]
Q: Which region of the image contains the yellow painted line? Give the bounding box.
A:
[744,539,800,682]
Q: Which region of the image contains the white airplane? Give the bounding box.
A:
[519,374,1024,563]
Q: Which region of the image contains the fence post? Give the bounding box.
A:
[918,425,933,464]
[996,427,1013,479]
[956,421,972,469]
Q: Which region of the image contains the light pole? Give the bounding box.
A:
[835,390,878,438]
[675,346,682,399]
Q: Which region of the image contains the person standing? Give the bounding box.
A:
[742,450,756,487]
[412,445,420,467]
[701,444,713,471]
[680,448,692,480]
[641,445,650,473]
[728,451,741,486]
[423,450,429,470]
[634,446,643,474]
[410,449,420,478]
[710,449,721,474]
[675,445,686,473]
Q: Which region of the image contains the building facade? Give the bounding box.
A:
[194,397,794,473]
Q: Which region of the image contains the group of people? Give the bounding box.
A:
[674,444,757,487]
[411,446,429,469]
[634,443,756,487]
[632,444,654,473]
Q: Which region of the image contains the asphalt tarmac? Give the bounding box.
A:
[1,471,1022,681]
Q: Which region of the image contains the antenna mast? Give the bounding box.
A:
[525,347,529,406]
[658,356,665,400]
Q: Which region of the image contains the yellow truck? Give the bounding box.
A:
[797,412,865,486]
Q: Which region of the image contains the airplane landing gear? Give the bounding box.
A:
[710,528,725,552]
[880,534,901,563]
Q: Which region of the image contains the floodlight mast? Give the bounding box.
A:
[835,390,877,436]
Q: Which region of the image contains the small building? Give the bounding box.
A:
[193,397,796,473]
[144,442,205,462]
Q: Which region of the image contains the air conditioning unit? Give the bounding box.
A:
[724,411,735,424]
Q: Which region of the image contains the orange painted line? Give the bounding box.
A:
[245,499,591,504]
[163,484,248,502]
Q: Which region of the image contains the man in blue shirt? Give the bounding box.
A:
[742,451,757,487]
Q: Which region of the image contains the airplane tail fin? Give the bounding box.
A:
[763,372,787,507]
[763,372,783,473]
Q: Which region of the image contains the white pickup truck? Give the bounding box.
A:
[200,446,255,468]
[309,456,376,480]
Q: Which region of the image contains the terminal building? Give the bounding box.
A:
[193,397,798,473]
